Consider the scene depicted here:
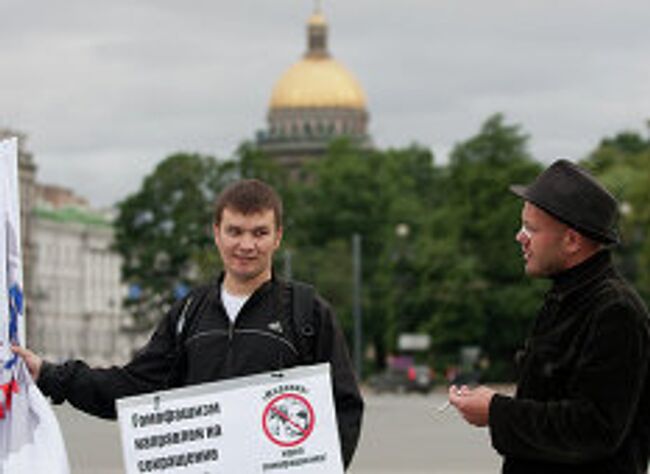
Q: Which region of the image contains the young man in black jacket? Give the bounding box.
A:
[449,160,650,474]
[14,178,364,469]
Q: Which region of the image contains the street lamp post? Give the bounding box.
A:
[352,233,362,378]
[283,248,293,280]
[394,223,411,337]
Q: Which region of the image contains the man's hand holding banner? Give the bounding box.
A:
[0,137,70,473]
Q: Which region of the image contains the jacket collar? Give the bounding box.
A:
[548,249,613,302]
[215,270,277,300]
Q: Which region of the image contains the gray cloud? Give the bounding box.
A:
[1,0,649,207]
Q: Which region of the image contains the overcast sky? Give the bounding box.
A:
[2,0,649,208]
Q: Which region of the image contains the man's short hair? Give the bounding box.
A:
[213,179,283,229]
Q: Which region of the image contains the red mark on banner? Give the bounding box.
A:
[0,378,19,419]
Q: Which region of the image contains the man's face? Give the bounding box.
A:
[515,202,570,277]
[214,207,282,286]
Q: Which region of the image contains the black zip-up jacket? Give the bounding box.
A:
[38,276,364,469]
[489,250,650,473]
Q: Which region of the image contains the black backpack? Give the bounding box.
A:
[166,280,317,388]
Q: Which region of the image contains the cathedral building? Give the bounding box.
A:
[256,8,371,171]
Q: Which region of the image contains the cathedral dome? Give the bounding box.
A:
[257,8,371,172]
[270,57,367,110]
[269,10,367,111]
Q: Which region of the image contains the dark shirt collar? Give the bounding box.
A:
[549,249,613,301]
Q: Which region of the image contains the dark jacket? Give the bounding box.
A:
[38,276,364,468]
[489,250,650,473]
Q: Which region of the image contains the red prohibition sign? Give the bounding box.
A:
[262,393,315,447]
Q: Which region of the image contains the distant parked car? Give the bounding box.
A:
[368,356,435,394]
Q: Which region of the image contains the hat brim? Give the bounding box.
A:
[509,184,528,200]
[509,184,619,245]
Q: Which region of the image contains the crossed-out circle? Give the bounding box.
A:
[262,393,315,447]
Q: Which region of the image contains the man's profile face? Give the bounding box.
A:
[213,207,282,286]
[515,202,569,277]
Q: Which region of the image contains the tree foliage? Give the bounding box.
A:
[281,117,544,378]
[410,115,545,376]
[287,140,438,368]
[114,152,234,329]
[113,116,650,381]
[582,126,650,300]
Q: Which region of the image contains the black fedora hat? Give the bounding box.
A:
[510,159,620,244]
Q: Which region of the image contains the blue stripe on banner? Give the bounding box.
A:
[4,283,23,369]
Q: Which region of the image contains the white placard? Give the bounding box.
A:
[117,363,343,474]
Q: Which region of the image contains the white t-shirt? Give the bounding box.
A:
[220,285,250,323]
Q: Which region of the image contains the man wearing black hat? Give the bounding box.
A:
[449,159,650,473]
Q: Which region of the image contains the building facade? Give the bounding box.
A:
[30,187,132,364]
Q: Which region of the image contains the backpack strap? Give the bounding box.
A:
[175,296,195,341]
[289,280,317,365]
[166,286,210,387]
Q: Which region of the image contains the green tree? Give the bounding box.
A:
[289,139,438,369]
[582,125,650,301]
[416,114,544,379]
[114,152,234,329]
[237,141,289,191]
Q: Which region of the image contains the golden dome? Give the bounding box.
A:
[269,56,367,110]
[268,7,367,111]
[308,12,326,27]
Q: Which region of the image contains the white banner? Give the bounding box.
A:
[0,138,23,360]
[117,363,344,474]
[0,137,70,474]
